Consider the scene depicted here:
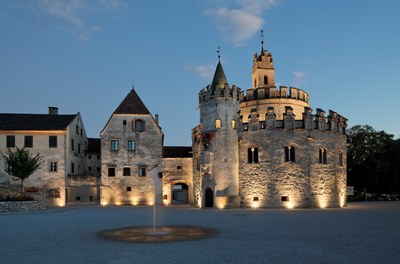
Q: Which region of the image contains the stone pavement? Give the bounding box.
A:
[1,202,399,264]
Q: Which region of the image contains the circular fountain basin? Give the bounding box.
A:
[98,225,217,243]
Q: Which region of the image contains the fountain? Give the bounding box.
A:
[98,172,216,243]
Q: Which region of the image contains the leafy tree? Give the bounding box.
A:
[1,147,43,197]
[347,125,400,193]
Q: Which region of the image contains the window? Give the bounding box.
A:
[76,125,79,134]
[111,140,119,151]
[6,135,15,148]
[24,136,33,148]
[76,196,81,201]
[97,155,100,159]
[339,151,343,167]
[49,136,57,148]
[319,149,327,164]
[284,146,295,162]
[78,143,81,154]
[247,147,259,163]
[71,162,75,174]
[108,167,115,177]
[138,166,146,177]
[88,166,92,172]
[177,165,182,170]
[128,140,136,151]
[96,167,100,173]
[231,120,236,129]
[123,167,131,176]
[123,120,127,126]
[71,138,74,151]
[88,155,92,159]
[264,75,268,85]
[215,119,221,129]
[50,162,57,172]
[48,189,60,198]
[80,129,83,137]
[127,186,131,192]
[281,196,289,202]
[134,119,145,132]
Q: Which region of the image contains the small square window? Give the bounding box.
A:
[88,167,92,172]
[24,136,33,148]
[49,136,57,148]
[123,167,131,176]
[127,186,131,192]
[281,196,289,202]
[88,155,92,159]
[76,196,81,201]
[177,165,182,170]
[6,135,15,148]
[108,167,115,177]
[253,197,259,201]
[89,196,94,202]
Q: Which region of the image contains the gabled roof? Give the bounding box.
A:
[113,89,151,115]
[0,113,77,131]
[163,146,192,158]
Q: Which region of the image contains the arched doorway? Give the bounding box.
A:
[205,188,214,208]
[172,183,189,205]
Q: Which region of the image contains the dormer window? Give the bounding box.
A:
[134,119,145,132]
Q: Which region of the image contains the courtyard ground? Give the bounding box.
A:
[0,202,399,264]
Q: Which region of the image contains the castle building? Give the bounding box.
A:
[0,37,347,209]
[0,108,89,206]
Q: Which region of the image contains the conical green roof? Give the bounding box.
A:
[211,61,228,88]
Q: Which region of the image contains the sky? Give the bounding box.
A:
[1,0,400,146]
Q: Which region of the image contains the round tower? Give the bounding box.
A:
[198,61,241,208]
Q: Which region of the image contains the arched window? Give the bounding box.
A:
[247,147,259,163]
[134,119,145,132]
[215,119,221,129]
[319,148,328,164]
[254,79,257,87]
[264,75,268,85]
[285,146,295,162]
[339,151,343,167]
[323,149,328,164]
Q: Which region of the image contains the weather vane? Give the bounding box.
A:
[261,30,264,50]
[217,46,221,61]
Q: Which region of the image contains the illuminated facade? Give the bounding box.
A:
[192,43,348,208]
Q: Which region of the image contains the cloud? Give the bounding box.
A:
[204,0,278,46]
[293,71,307,79]
[292,71,307,86]
[184,64,215,80]
[32,0,127,43]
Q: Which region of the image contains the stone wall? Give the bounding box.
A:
[0,201,48,213]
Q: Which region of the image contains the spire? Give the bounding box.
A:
[211,61,228,89]
[113,88,151,115]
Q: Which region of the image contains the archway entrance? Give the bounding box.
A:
[172,183,189,205]
[205,188,213,208]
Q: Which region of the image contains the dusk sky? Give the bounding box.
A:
[1,0,399,146]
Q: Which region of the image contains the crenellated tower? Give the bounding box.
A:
[196,60,241,208]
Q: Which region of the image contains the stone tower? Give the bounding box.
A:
[252,46,275,88]
[196,61,241,208]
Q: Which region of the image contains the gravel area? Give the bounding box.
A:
[1,202,399,264]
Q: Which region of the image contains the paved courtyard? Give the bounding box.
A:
[1,202,399,264]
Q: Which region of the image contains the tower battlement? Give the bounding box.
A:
[241,86,309,103]
[239,106,347,135]
[199,84,241,104]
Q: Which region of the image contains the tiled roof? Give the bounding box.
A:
[0,113,77,131]
[163,146,192,158]
[113,89,151,115]
[87,138,101,153]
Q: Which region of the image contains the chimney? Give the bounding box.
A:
[155,114,159,126]
[48,107,59,115]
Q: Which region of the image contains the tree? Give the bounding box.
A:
[347,125,400,193]
[1,147,43,197]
